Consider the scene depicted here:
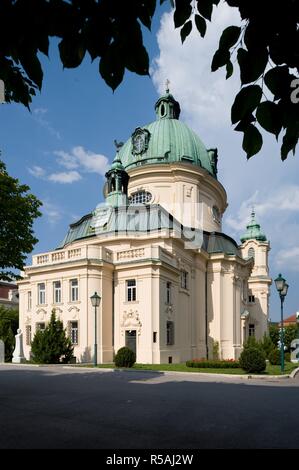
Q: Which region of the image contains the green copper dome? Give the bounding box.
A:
[117,92,218,178]
[240,210,267,243]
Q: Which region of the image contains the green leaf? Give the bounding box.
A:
[19,54,43,90]
[242,124,263,158]
[174,0,192,28]
[194,14,206,37]
[99,45,125,91]
[59,37,86,68]
[264,66,290,100]
[281,124,299,160]
[211,48,230,72]
[237,47,268,84]
[180,20,192,43]
[256,101,282,138]
[219,26,241,50]
[197,0,213,21]
[231,85,262,124]
[226,60,233,79]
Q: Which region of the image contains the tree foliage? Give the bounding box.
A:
[0,305,19,361]
[0,0,298,160]
[0,159,42,281]
[31,311,74,364]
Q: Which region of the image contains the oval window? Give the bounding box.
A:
[129,191,152,205]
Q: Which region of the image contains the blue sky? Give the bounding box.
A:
[0,3,298,321]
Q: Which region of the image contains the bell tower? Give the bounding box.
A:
[105,153,129,208]
[240,210,272,340]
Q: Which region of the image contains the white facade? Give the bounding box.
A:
[18,94,271,364]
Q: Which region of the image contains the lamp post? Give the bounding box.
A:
[274,274,289,374]
[90,292,101,367]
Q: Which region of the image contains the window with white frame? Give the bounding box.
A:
[167,321,175,346]
[69,321,79,345]
[37,283,46,305]
[249,324,255,337]
[181,271,189,290]
[70,279,79,302]
[25,325,32,345]
[166,281,171,304]
[27,291,32,311]
[53,281,62,304]
[126,279,136,302]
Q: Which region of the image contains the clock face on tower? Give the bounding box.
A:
[131,128,150,156]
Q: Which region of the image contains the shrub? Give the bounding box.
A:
[239,347,266,373]
[260,334,276,359]
[114,347,136,368]
[186,359,240,369]
[31,311,73,364]
[285,352,291,362]
[268,348,281,365]
[0,306,19,362]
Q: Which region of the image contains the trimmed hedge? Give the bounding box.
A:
[114,346,136,368]
[186,360,240,369]
[239,347,266,373]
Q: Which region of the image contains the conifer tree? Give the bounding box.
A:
[31,311,74,364]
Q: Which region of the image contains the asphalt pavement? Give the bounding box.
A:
[0,365,298,449]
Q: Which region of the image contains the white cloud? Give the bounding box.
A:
[48,171,82,184]
[54,146,109,176]
[33,107,61,140]
[226,185,299,233]
[276,247,299,272]
[28,165,46,178]
[42,201,62,225]
[151,4,242,130]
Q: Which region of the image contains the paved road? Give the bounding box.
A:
[0,365,298,449]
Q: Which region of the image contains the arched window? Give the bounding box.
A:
[248,247,255,259]
[129,191,152,205]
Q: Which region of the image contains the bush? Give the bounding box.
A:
[186,359,240,369]
[239,347,266,373]
[268,348,281,365]
[114,347,136,368]
[31,311,73,364]
[0,306,19,362]
[260,334,276,359]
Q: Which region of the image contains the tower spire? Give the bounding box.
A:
[165,78,170,94]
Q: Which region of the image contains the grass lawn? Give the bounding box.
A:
[88,362,298,375]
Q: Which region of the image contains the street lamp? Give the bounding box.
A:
[90,292,101,367]
[274,274,289,374]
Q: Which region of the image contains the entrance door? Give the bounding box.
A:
[125,330,136,356]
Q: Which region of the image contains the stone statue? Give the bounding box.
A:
[0,339,4,363]
[12,328,26,364]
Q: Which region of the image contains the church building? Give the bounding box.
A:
[18,89,272,364]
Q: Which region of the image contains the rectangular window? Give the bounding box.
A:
[126,279,136,302]
[167,321,175,346]
[181,271,189,290]
[53,281,61,304]
[153,332,157,343]
[38,283,46,305]
[25,325,32,345]
[69,321,79,345]
[249,324,255,337]
[36,322,46,332]
[70,279,79,302]
[166,281,171,304]
[27,291,32,311]
[248,295,255,303]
